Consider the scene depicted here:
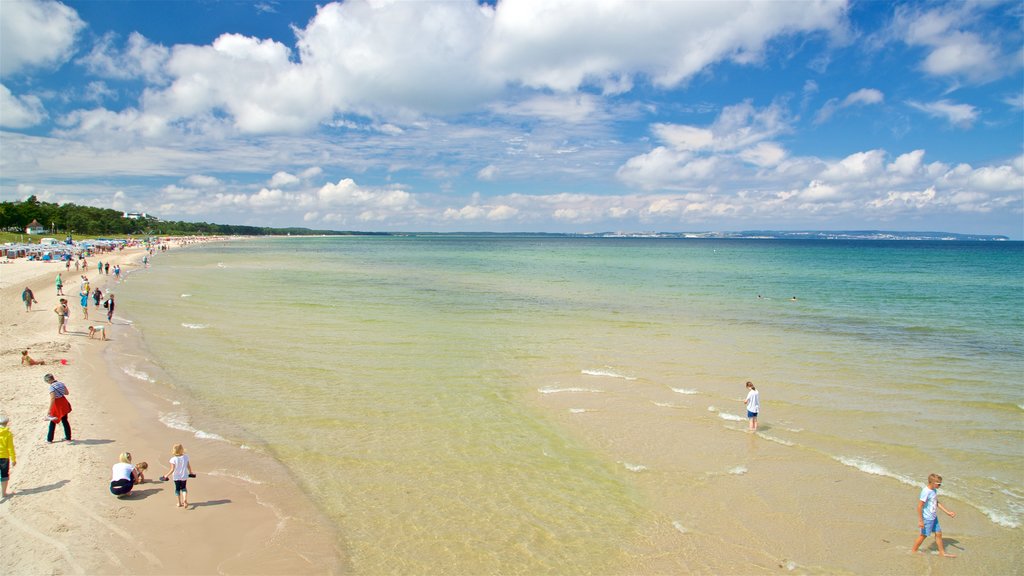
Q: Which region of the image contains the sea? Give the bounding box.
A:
[110,236,1023,574]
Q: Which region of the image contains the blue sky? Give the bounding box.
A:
[1,0,1022,237]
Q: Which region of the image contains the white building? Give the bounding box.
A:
[25,219,45,234]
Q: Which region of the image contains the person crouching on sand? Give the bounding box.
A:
[110,452,140,497]
[912,473,957,557]
[88,325,108,341]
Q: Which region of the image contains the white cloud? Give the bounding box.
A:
[0,84,47,128]
[54,0,846,138]
[618,101,791,189]
[269,171,300,188]
[486,0,845,91]
[906,99,978,128]
[78,32,170,83]
[0,0,85,76]
[183,175,222,188]
[477,165,499,181]
[894,4,1010,84]
[495,94,601,123]
[815,88,884,124]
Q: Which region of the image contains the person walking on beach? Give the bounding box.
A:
[93,287,103,308]
[740,381,759,431]
[54,299,70,334]
[110,452,141,496]
[105,293,115,323]
[912,473,957,557]
[44,374,72,443]
[104,262,110,275]
[22,287,37,312]
[56,272,64,295]
[0,415,16,498]
[161,443,194,508]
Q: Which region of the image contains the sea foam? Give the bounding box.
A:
[581,369,637,381]
[158,411,227,442]
[181,323,209,330]
[122,367,155,383]
[670,388,698,395]
[537,387,602,394]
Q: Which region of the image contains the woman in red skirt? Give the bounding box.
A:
[44,374,72,443]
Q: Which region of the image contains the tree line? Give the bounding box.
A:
[0,196,381,237]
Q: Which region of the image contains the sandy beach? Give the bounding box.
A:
[0,241,345,575]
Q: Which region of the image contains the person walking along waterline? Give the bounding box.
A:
[911,473,957,557]
[44,374,72,443]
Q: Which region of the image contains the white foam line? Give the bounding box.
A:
[537,387,603,394]
[671,388,698,395]
[582,369,637,381]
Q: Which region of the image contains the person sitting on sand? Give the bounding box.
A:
[21,351,45,366]
[88,325,109,341]
[110,452,141,496]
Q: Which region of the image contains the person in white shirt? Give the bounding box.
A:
[110,452,140,496]
[741,381,760,431]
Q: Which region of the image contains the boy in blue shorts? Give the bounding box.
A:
[911,473,957,557]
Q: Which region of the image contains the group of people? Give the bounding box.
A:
[1,371,197,508]
[44,272,115,337]
[109,444,195,508]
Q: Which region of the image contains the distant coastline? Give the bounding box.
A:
[379,230,1012,241]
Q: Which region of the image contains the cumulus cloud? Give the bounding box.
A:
[0,84,47,128]
[53,0,846,138]
[0,0,85,76]
[906,99,978,128]
[269,171,300,188]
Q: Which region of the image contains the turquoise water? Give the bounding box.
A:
[116,236,1023,572]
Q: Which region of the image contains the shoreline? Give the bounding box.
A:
[1,240,346,575]
[4,236,1019,574]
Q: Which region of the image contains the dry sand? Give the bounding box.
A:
[0,243,345,575]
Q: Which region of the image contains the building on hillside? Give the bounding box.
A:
[123,212,148,219]
[25,219,45,234]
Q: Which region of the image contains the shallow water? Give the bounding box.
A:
[115,236,1023,573]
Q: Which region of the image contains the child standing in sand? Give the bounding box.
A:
[161,444,194,508]
[740,381,759,431]
[912,473,957,557]
[0,415,15,498]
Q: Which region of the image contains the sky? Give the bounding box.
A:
[1,0,1022,237]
